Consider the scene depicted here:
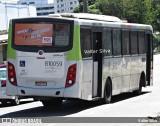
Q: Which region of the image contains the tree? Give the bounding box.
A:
[97,0,153,24]
[74,0,99,13]
[97,0,124,19]
[74,0,160,31]
[151,0,160,31]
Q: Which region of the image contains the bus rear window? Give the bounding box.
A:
[14,23,70,47]
[15,24,53,46]
[12,18,73,52]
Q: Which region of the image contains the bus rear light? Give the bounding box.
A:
[65,64,76,87]
[1,80,6,87]
[8,62,17,86]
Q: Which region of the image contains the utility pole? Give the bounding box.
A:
[83,0,88,13]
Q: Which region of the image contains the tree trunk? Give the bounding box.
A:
[83,0,88,13]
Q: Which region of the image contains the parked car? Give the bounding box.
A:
[0,64,20,105]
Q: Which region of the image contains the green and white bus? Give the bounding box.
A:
[7,13,153,107]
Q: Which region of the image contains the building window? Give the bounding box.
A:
[80,28,92,58]
[70,7,73,10]
[50,12,54,14]
[42,12,49,15]
[113,29,121,56]
[122,30,130,55]
[130,31,138,54]
[103,28,112,56]
[21,2,27,4]
[70,2,73,5]
[29,2,35,4]
[36,8,41,10]
[37,13,42,16]
[50,7,54,9]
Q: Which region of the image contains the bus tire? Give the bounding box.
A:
[134,74,145,95]
[11,96,20,105]
[1,101,7,105]
[103,79,112,104]
[41,99,62,109]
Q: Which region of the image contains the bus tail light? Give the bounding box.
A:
[1,80,6,87]
[8,62,17,86]
[65,64,76,87]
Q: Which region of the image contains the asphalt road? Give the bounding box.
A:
[1,54,160,126]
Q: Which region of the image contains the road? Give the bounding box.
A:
[0,54,160,126]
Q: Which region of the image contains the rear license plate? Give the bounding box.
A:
[35,81,47,86]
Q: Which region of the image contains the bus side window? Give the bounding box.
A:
[122,30,130,55]
[113,29,121,56]
[80,28,92,58]
[103,28,112,56]
[130,31,138,54]
[138,31,145,54]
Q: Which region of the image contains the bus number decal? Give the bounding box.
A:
[45,61,62,67]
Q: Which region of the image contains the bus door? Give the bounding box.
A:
[146,32,153,86]
[92,27,103,97]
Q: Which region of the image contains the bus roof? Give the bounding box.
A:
[48,13,152,31]
[49,13,122,22]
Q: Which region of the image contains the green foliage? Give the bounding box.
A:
[96,0,153,24]
[75,0,160,31]
[74,0,98,13]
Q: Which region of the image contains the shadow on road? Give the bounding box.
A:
[1,91,150,118]
[111,91,150,103]
[0,100,34,108]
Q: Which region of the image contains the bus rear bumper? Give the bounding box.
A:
[14,83,80,99]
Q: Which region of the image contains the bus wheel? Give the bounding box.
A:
[41,99,62,109]
[103,79,112,104]
[1,101,7,105]
[11,96,20,105]
[134,75,145,95]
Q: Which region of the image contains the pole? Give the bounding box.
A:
[83,0,88,13]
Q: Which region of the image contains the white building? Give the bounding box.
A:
[0,3,36,30]
[0,0,19,4]
[17,0,56,16]
[55,0,79,13]
[17,0,79,15]
[0,2,37,63]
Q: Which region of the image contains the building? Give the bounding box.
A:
[0,0,18,4]
[0,3,37,63]
[18,0,79,15]
[0,3,36,30]
[55,0,79,13]
[17,0,56,16]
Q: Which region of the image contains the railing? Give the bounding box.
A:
[0,30,8,35]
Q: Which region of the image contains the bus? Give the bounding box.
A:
[6,13,153,107]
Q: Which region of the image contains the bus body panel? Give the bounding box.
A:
[81,60,93,100]
[16,52,67,88]
[130,56,139,90]
[111,57,123,95]
[121,56,131,93]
